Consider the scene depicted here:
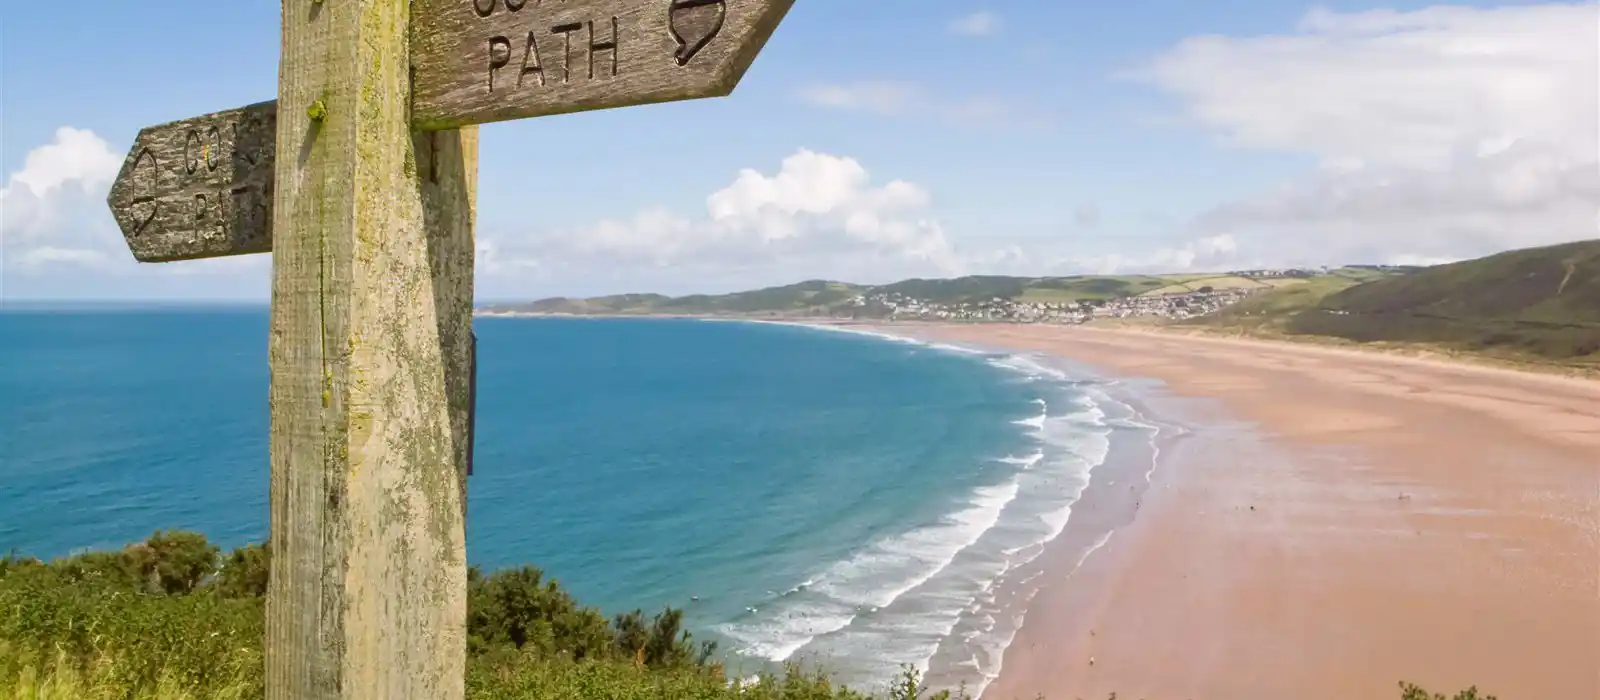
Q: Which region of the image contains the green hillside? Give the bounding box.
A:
[1194,240,1600,363]
[480,272,1354,317]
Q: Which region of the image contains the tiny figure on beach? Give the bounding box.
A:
[1088,656,1096,666]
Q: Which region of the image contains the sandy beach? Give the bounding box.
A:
[879,324,1600,700]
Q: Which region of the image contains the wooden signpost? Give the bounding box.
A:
[105,1,793,698]
[107,102,277,262]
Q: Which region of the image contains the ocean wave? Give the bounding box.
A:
[984,354,1069,382]
[994,451,1043,469]
[1010,398,1047,431]
[962,529,1117,698]
[750,321,1017,362]
[720,478,1023,662]
[717,321,1145,696]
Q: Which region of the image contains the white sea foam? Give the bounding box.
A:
[743,320,997,359]
[720,478,1023,662]
[961,529,1117,698]
[717,322,1149,695]
[1011,399,1047,431]
[985,353,1070,382]
[995,451,1043,469]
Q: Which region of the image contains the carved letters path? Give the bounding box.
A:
[411,0,792,128]
[107,0,794,257]
[107,102,276,262]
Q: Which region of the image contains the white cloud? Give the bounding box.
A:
[1193,139,1598,265]
[0,127,121,247]
[949,12,1002,37]
[1,127,274,294]
[0,127,127,277]
[1140,2,1599,264]
[1142,4,1597,170]
[480,149,970,291]
[7,127,120,197]
[477,150,1273,296]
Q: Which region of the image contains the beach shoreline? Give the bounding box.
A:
[477,311,1600,382]
[863,323,1600,700]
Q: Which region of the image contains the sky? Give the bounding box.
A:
[1,0,1595,301]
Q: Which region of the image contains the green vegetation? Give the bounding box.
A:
[1191,275,1370,327]
[1192,240,1600,366]
[0,531,970,700]
[1,532,1492,699]
[482,272,1382,318]
[509,281,872,317]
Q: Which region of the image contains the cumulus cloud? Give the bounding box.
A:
[1141,3,1599,264]
[0,127,121,254]
[948,12,1001,37]
[480,150,977,291]
[478,151,1267,296]
[1,127,272,298]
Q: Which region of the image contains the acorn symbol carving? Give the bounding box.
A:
[668,0,726,66]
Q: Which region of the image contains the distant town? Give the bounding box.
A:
[838,268,1351,324]
[479,264,1424,323]
[838,286,1260,323]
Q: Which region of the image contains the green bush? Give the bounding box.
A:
[0,531,1495,700]
[213,542,270,599]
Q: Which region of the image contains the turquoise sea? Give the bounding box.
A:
[0,309,1163,693]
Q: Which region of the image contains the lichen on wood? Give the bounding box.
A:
[266,1,474,698]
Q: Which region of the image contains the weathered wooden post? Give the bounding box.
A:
[263,1,479,696]
[106,0,794,697]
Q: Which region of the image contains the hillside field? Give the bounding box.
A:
[1189,240,1600,367]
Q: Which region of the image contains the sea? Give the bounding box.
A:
[0,308,1167,695]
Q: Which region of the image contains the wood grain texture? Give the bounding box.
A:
[107,101,276,262]
[418,126,479,521]
[266,0,472,698]
[411,0,795,129]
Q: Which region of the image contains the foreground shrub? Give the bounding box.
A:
[0,531,1497,700]
[0,561,263,696]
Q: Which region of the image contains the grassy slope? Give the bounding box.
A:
[1189,240,1600,367]
[485,273,1360,316]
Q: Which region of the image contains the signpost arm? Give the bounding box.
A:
[266,0,472,697]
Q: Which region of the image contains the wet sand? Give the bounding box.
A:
[882,324,1600,700]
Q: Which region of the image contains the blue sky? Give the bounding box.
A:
[2,0,1594,301]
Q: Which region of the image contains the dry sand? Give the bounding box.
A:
[884,324,1600,700]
